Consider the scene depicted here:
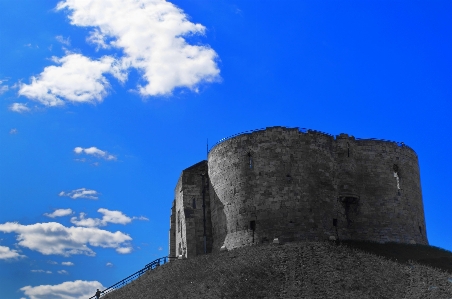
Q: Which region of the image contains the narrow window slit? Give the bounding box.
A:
[250,220,256,231]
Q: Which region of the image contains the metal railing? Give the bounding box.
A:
[88,256,178,298]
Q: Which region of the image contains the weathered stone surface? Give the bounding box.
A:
[170,126,428,259]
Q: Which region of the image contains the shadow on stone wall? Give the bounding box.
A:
[209,179,227,253]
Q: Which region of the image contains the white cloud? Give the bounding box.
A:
[18,54,123,106]
[9,103,30,113]
[59,188,100,200]
[20,280,104,299]
[10,128,18,134]
[0,84,8,95]
[56,35,71,46]
[31,270,52,274]
[0,222,132,256]
[116,247,133,254]
[0,245,25,260]
[74,146,116,160]
[78,0,219,96]
[18,0,221,108]
[58,270,69,275]
[70,212,102,227]
[44,209,73,218]
[106,262,113,267]
[98,208,132,225]
[71,208,134,227]
[62,261,74,266]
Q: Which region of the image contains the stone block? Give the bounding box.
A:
[272,238,282,245]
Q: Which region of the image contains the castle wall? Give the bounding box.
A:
[171,161,213,259]
[347,138,427,244]
[169,200,176,259]
[207,126,428,252]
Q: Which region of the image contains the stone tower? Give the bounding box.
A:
[170,126,428,258]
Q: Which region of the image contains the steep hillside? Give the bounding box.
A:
[101,241,452,299]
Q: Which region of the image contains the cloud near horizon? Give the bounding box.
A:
[44,208,73,218]
[17,0,220,107]
[0,221,132,256]
[20,280,104,299]
[31,270,52,274]
[59,188,100,200]
[0,245,26,260]
[70,208,148,227]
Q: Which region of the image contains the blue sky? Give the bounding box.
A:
[1,0,451,298]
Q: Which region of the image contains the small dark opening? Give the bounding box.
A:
[286,174,292,182]
[247,152,253,169]
[192,198,196,209]
[333,219,337,226]
[250,220,256,231]
[393,164,399,173]
[419,225,422,234]
[347,142,350,157]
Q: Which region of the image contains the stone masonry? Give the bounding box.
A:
[170,161,213,258]
[169,126,428,259]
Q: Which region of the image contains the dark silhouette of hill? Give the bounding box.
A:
[101,240,452,298]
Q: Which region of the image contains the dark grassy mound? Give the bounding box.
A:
[102,240,452,299]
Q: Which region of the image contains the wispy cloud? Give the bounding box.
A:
[9,103,30,113]
[56,35,71,46]
[0,221,132,256]
[70,208,145,227]
[20,280,104,299]
[31,270,52,274]
[57,270,69,275]
[62,261,74,266]
[74,146,116,161]
[59,188,100,200]
[18,0,220,107]
[44,209,73,218]
[10,128,18,134]
[0,81,8,95]
[0,245,25,260]
[106,262,113,267]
